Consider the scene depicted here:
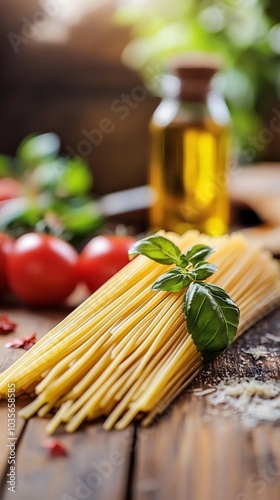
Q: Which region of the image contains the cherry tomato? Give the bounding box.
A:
[79,235,136,293]
[0,233,15,296]
[0,178,22,202]
[7,233,79,306]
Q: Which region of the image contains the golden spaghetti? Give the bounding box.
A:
[0,231,279,432]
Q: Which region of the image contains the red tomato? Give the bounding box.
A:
[0,233,15,296]
[79,235,136,293]
[0,178,22,202]
[7,233,79,306]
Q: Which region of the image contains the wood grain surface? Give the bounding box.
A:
[0,305,279,500]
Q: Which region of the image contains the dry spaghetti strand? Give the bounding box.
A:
[0,231,279,432]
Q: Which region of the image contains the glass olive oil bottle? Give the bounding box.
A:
[149,56,231,236]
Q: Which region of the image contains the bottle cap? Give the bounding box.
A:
[168,53,222,101]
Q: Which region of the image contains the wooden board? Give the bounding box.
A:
[133,311,280,500]
[134,414,280,500]
[0,306,279,500]
[2,418,134,500]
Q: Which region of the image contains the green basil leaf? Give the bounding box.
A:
[179,244,214,266]
[183,282,240,364]
[0,154,22,177]
[152,268,191,292]
[128,235,181,265]
[59,157,93,196]
[16,133,60,166]
[188,262,217,281]
[59,200,103,234]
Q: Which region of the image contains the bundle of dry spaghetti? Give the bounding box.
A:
[0,231,279,432]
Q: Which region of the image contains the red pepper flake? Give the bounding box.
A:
[5,333,37,350]
[42,438,68,457]
[0,314,17,334]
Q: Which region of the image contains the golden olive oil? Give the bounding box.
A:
[149,56,231,236]
[150,122,230,236]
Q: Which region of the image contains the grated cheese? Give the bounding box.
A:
[266,333,280,343]
[206,379,280,428]
[242,346,269,360]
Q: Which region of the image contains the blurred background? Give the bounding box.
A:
[1,0,280,247]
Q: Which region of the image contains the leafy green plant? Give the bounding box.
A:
[0,133,103,245]
[116,0,280,158]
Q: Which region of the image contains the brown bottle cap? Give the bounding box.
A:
[168,53,222,101]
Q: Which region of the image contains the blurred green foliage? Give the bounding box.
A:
[116,0,280,160]
[0,133,103,245]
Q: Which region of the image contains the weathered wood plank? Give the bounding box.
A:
[0,305,134,500]
[197,308,280,383]
[0,333,26,482]
[0,307,279,500]
[134,407,280,500]
[0,399,28,482]
[0,306,69,348]
[134,309,280,500]
[0,307,68,494]
[0,348,22,374]
[1,417,134,500]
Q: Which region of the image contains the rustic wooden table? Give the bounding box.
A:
[0,304,279,500]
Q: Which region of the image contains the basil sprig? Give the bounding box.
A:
[129,235,240,364]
